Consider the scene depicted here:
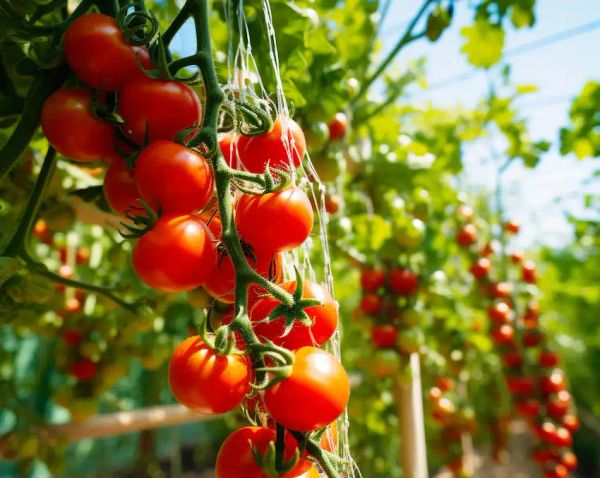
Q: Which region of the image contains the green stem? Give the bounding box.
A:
[305,439,340,478]
[352,0,433,105]
[163,1,192,46]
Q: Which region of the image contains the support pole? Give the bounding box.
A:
[396,353,429,478]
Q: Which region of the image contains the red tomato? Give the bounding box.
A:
[134,141,214,214]
[41,89,115,162]
[490,324,514,344]
[506,376,535,395]
[235,186,313,253]
[168,336,251,414]
[515,398,540,418]
[119,76,202,144]
[560,451,577,471]
[360,294,383,315]
[328,112,348,141]
[428,387,442,401]
[552,427,572,447]
[203,247,283,304]
[69,359,97,381]
[64,13,151,91]
[198,208,223,238]
[522,329,545,348]
[544,463,568,478]
[360,268,385,292]
[488,302,511,323]
[325,193,340,214]
[480,242,495,257]
[490,281,512,299]
[540,369,566,395]
[435,377,455,393]
[61,330,84,346]
[64,297,82,314]
[510,251,524,263]
[562,414,580,433]
[263,346,350,432]
[522,260,537,283]
[371,324,397,349]
[456,224,477,247]
[388,268,419,296]
[219,132,238,168]
[501,350,523,368]
[237,117,306,173]
[103,157,140,214]
[76,247,90,264]
[538,421,557,443]
[505,219,520,234]
[132,214,216,292]
[250,280,338,349]
[215,426,311,478]
[470,257,491,279]
[546,391,571,419]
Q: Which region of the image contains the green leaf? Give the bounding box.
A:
[350,214,392,253]
[0,256,24,287]
[460,20,505,68]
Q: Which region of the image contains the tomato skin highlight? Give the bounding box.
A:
[456,224,477,247]
[103,158,140,214]
[64,14,150,91]
[263,346,350,432]
[235,186,314,253]
[134,141,214,214]
[237,117,306,173]
[215,426,311,478]
[328,112,348,141]
[41,89,115,162]
[168,336,251,414]
[132,214,216,292]
[250,280,338,349]
[119,77,202,144]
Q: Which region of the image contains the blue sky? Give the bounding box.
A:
[379,0,600,248]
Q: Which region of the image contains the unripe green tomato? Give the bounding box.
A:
[106,244,126,264]
[187,287,212,310]
[15,436,38,460]
[396,327,425,355]
[79,341,102,360]
[400,310,424,327]
[128,311,155,332]
[371,349,400,378]
[66,397,98,422]
[100,359,128,385]
[305,122,330,151]
[345,77,360,98]
[311,153,340,183]
[395,218,425,250]
[44,203,76,232]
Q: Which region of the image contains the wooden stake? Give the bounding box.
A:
[396,353,429,478]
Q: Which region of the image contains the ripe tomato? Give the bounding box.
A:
[388,268,419,296]
[134,141,214,214]
[501,350,523,368]
[506,376,535,395]
[429,387,442,401]
[505,219,520,234]
[235,186,313,253]
[237,117,306,173]
[328,112,348,141]
[64,13,151,91]
[263,346,350,432]
[215,426,311,478]
[119,76,202,144]
[522,260,537,283]
[456,224,477,247]
[561,414,580,433]
[219,132,238,168]
[61,330,84,346]
[560,451,577,471]
[69,359,97,381]
[540,369,566,394]
[489,281,512,299]
[360,294,383,316]
[250,280,338,349]
[371,324,397,348]
[544,463,568,478]
[132,214,216,292]
[510,251,524,263]
[491,324,514,344]
[537,421,557,443]
[103,157,140,214]
[435,377,455,393]
[470,257,491,279]
[552,427,572,447]
[488,302,511,323]
[360,268,385,292]
[324,193,340,214]
[198,208,223,238]
[523,329,545,348]
[203,247,283,304]
[515,399,540,418]
[546,391,570,419]
[41,89,115,162]
[168,336,251,414]
[480,242,495,257]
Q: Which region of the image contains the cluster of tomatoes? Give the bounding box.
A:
[358,266,423,354]
[427,377,476,477]
[36,11,349,476]
[456,207,579,478]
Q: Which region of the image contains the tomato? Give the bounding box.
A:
[456,224,477,247]
[501,350,523,368]
[429,387,442,401]
[560,451,577,471]
[544,463,568,478]
[119,76,202,144]
[515,398,541,418]
[250,280,338,349]
[506,376,535,395]
[103,157,140,214]
[204,247,283,304]
[396,327,424,355]
[134,141,214,214]
[297,467,320,478]
[546,391,570,419]
[360,294,383,315]
[522,260,537,284]
[61,330,84,346]
[237,117,306,173]
[328,112,348,141]
[388,268,419,296]
[235,186,313,253]
[324,193,340,214]
[488,302,511,323]
[263,346,349,432]
[490,324,514,344]
[470,257,491,279]
[510,251,524,263]
[215,426,311,478]
[432,397,456,422]
[505,219,520,234]
[371,324,397,348]
[64,297,82,314]
[371,349,400,378]
[69,359,97,381]
[132,214,216,292]
[522,329,545,347]
[168,336,251,414]
[360,268,385,292]
[311,152,341,182]
[480,242,495,257]
[489,281,512,299]
[435,377,455,393]
[552,427,572,447]
[537,421,557,443]
[561,414,580,433]
[305,122,330,151]
[540,369,566,395]
[219,132,238,168]
[457,205,474,221]
[532,446,554,463]
[41,89,115,162]
[64,13,151,91]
